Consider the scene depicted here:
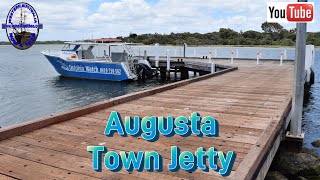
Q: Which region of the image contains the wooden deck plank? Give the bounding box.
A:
[0,174,16,180]
[0,153,101,180]
[0,60,294,179]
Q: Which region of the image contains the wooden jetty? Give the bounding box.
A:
[0,59,295,179]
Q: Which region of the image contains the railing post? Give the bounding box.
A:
[230,52,234,64]
[280,52,283,65]
[284,49,287,59]
[211,63,215,73]
[183,43,187,58]
[155,43,159,68]
[166,49,171,79]
[166,49,170,71]
[256,52,260,65]
[144,50,147,60]
[209,51,212,63]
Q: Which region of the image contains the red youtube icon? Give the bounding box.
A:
[286,3,314,22]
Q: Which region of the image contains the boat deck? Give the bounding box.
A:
[0,59,294,180]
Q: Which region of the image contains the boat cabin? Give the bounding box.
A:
[61,43,95,60]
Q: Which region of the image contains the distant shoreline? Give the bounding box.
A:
[0,43,318,49]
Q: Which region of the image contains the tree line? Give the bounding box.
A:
[118,22,320,46]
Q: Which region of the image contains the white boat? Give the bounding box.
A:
[41,42,155,81]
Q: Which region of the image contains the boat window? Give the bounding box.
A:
[80,45,94,51]
[62,44,78,51]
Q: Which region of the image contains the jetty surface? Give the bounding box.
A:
[0,59,294,180]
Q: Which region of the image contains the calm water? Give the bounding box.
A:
[303,48,320,154]
[0,45,176,128]
[0,45,318,153]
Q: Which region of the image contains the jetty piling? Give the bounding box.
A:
[286,9,308,152]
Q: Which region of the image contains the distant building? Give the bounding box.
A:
[90,38,122,43]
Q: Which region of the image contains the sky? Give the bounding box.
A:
[0,0,318,41]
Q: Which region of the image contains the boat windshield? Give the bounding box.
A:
[62,44,81,51]
[62,44,94,51]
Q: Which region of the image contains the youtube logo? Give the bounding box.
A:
[267,2,314,23]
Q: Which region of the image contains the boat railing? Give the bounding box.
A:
[41,50,60,56]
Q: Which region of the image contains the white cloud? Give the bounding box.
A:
[0,0,318,41]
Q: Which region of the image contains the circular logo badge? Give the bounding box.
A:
[2,2,43,50]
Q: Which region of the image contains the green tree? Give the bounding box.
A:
[129,33,138,39]
[261,22,283,34]
[261,21,283,40]
[219,28,238,39]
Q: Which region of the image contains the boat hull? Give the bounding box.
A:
[44,55,135,81]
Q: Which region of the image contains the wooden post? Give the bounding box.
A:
[290,0,306,139]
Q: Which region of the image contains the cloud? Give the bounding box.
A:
[0,0,318,41]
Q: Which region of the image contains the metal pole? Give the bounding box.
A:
[144,50,147,60]
[231,52,234,64]
[211,63,215,73]
[290,0,307,137]
[183,43,187,58]
[166,49,170,71]
[155,43,159,68]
